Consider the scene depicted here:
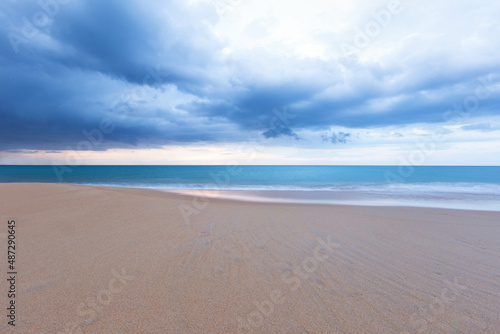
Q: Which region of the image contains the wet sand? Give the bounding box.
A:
[0,183,499,333]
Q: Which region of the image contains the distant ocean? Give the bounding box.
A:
[1,165,499,210]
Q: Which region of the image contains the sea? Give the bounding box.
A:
[1,165,499,211]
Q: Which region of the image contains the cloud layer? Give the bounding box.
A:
[1,0,499,155]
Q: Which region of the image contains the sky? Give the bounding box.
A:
[1,0,499,165]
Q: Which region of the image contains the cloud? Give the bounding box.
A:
[461,122,499,132]
[262,126,300,140]
[1,0,500,153]
[322,132,351,144]
[5,150,38,154]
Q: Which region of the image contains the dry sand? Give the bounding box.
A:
[0,183,499,333]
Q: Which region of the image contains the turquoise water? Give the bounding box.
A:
[1,165,499,210]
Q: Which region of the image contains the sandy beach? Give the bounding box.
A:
[0,183,499,333]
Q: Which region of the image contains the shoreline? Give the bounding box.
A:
[3,181,500,212]
[159,188,500,212]
[1,183,499,333]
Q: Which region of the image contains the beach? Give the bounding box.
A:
[0,183,499,333]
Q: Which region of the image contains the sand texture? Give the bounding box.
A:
[0,183,499,333]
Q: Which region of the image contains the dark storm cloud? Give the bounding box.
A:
[262,127,300,140]
[0,0,223,150]
[1,0,499,151]
[45,0,220,91]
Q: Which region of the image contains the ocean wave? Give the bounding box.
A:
[71,181,500,195]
